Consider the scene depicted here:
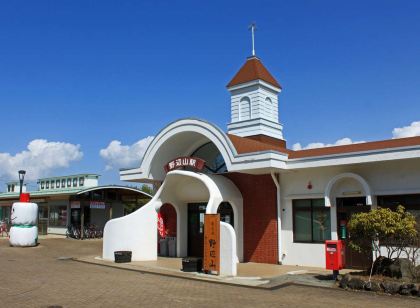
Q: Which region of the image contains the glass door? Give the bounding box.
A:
[187,203,206,257]
[336,197,372,269]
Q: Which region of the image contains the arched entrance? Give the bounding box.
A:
[324,172,373,269]
[103,170,243,263]
[154,171,243,261]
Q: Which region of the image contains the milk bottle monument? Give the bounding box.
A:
[9,170,38,247]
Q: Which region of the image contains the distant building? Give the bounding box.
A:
[0,174,151,235]
[5,181,27,193]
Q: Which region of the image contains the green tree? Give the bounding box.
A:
[347,205,417,259]
[140,184,154,196]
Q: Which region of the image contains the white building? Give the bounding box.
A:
[102,55,420,269]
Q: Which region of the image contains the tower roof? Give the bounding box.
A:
[227,56,281,89]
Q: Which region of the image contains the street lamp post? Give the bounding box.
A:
[18,170,26,197]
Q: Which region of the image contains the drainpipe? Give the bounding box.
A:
[271,171,282,264]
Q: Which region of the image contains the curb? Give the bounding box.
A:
[72,257,334,291]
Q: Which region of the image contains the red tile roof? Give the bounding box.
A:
[228,134,290,155]
[227,56,281,89]
[227,134,420,159]
[288,136,420,159]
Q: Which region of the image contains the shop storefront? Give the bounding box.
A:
[0,174,151,236]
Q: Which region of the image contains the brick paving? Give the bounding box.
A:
[0,238,418,307]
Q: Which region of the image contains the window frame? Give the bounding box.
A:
[292,198,331,244]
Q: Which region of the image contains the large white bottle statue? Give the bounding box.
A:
[9,193,38,247]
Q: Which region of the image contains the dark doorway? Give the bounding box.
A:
[217,202,234,227]
[187,203,206,257]
[336,197,372,269]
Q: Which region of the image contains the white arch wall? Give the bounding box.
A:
[138,119,238,181]
[103,170,243,262]
[324,172,373,207]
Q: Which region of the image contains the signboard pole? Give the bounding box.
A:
[203,214,220,275]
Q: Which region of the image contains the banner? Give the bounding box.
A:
[90,201,105,209]
[157,212,166,238]
[70,201,80,209]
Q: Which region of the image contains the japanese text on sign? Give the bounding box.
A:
[204,214,220,274]
[164,157,205,173]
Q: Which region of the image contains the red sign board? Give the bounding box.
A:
[164,157,205,173]
[203,214,220,274]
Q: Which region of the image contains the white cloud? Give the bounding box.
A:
[0,139,83,181]
[100,136,154,170]
[392,121,420,139]
[292,137,365,151]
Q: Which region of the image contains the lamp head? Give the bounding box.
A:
[18,170,26,181]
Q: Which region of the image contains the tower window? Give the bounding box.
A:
[265,97,276,120]
[239,96,251,121]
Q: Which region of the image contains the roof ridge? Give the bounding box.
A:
[227,57,281,88]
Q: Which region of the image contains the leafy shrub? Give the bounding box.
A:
[347,205,417,259]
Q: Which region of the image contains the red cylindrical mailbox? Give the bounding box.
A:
[325,240,345,271]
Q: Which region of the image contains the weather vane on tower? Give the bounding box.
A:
[248,22,257,56]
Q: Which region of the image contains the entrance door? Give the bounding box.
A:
[188,203,206,257]
[336,197,372,269]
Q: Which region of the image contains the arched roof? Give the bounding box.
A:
[77,185,152,198]
[135,118,239,180]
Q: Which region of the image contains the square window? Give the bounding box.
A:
[61,179,66,188]
[67,178,71,187]
[41,182,45,189]
[73,178,77,187]
[56,180,60,188]
[46,181,50,189]
[79,177,84,186]
[293,199,331,243]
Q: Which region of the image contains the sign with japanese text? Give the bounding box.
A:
[164,157,205,173]
[203,214,220,274]
[90,201,106,209]
[157,212,166,238]
[70,201,80,209]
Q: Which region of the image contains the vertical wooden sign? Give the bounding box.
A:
[203,214,220,274]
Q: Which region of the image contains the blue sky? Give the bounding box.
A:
[1,1,420,188]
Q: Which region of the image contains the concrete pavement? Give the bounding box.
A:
[0,238,418,307]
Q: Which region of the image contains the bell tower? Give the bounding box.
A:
[226,55,284,140]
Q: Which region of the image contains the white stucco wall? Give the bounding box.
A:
[220,221,237,276]
[103,170,243,268]
[280,159,420,268]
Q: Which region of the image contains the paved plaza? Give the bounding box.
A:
[0,238,418,307]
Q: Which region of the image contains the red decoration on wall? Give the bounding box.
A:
[164,157,206,173]
[307,181,313,190]
[157,212,166,238]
